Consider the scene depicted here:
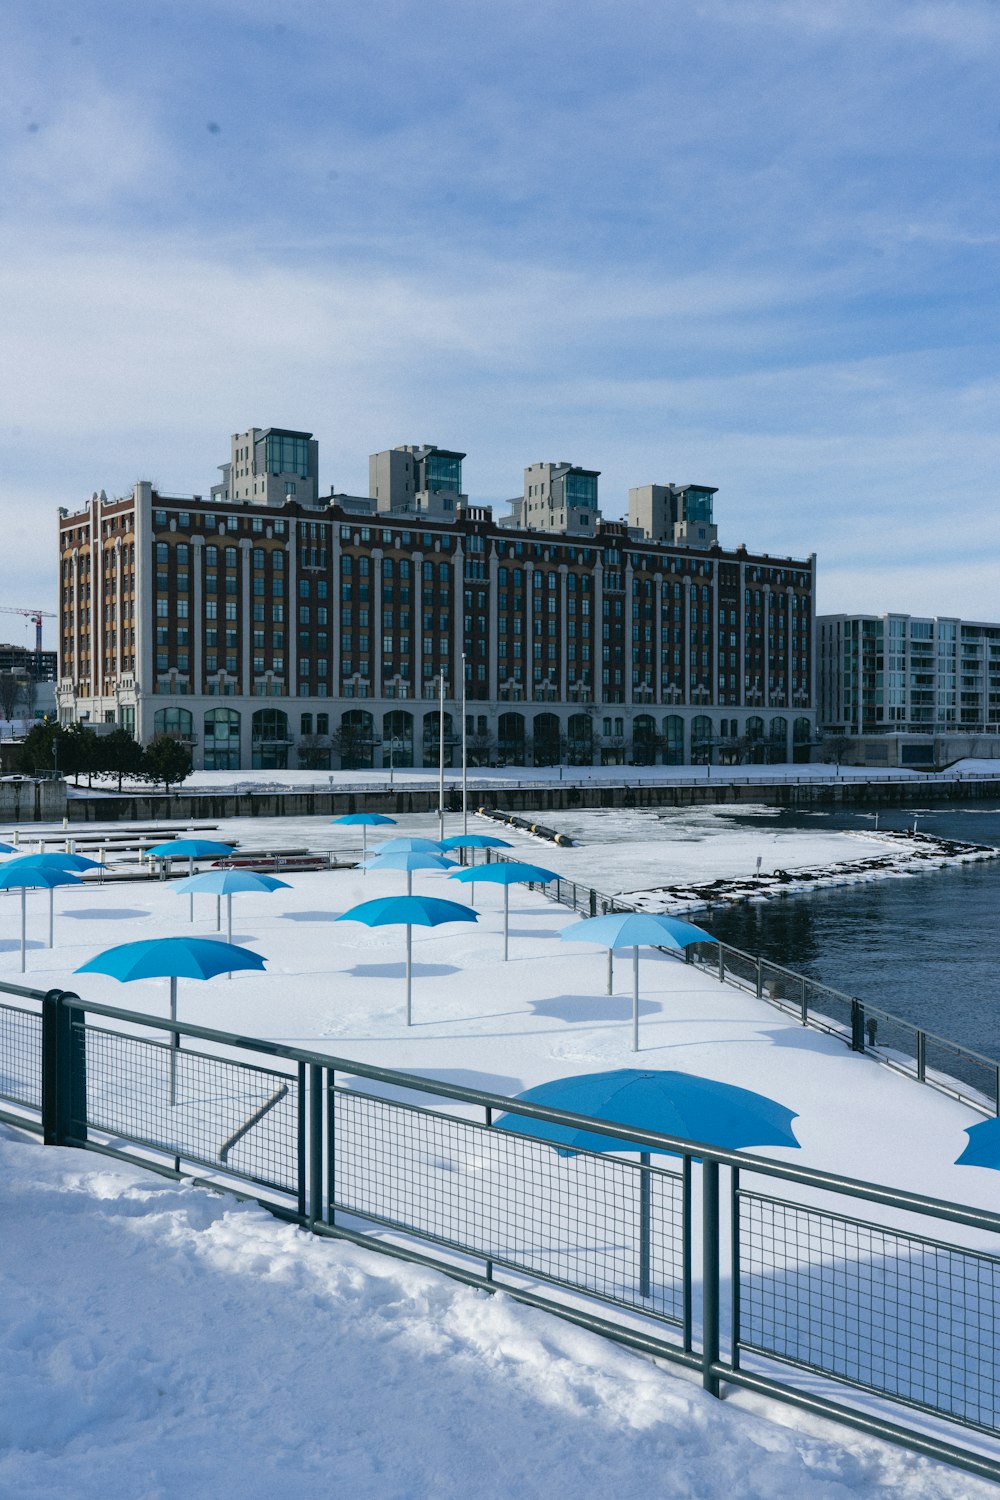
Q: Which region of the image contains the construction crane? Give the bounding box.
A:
[0,607,57,653]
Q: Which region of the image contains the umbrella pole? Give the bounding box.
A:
[607,948,613,996]
[20,887,26,973]
[362,827,367,872]
[216,895,221,931]
[189,856,194,922]
[49,886,54,948]
[503,883,509,962]
[470,849,476,905]
[632,945,640,1053]
[639,1150,651,1297]
[407,869,413,897]
[405,924,412,1026]
[169,974,179,1106]
[227,893,233,978]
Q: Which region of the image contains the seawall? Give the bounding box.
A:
[57,774,1000,825]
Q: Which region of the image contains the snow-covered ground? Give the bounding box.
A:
[3,812,999,1494]
[3,1125,991,1500]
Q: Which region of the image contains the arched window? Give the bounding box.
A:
[533,713,561,767]
[252,709,290,770]
[567,713,593,766]
[498,712,526,766]
[383,710,414,769]
[203,708,241,770]
[338,709,375,770]
[632,714,656,765]
[422,711,455,769]
[768,716,788,765]
[661,715,683,765]
[153,707,192,740]
[691,715,713,765]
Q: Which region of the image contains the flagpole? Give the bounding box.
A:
[438,671,445,842]
[461,652,468,836]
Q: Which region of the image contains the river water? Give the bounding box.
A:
[703,802,1000,1063]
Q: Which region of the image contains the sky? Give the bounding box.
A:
[1,0,999,649]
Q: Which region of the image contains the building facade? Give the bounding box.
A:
[818,612,1000,766]
[56,435,818,770]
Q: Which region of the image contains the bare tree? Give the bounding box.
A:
[466,729,496,767]
[18,676,37,721]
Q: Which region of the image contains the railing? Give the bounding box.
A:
[485,851,1000,1119]
[1,982,999,1483]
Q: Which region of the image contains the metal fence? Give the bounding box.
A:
[2,981,1000,1481]
[486,851,1000,1119]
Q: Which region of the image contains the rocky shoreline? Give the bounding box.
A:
[623,830,1000,916]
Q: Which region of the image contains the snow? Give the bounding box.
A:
[1,806,998,1494]
[3,1128,984,1500]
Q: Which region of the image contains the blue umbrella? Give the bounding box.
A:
[955,1118,1000,1171]
[373,837,445,855]
[0,864,82,969]
[337,894,478,1025]
[438,835,513,900]
[172,869,291,945]
[5,852,107,948]
[77,936,267,1104]
[495,1068,799,1298]
[145,839,237,921]
[559,911,715,1052]
[448,861,559,961]
[0,842,16,855]
[331,813,396,867]
[365,849,457,896]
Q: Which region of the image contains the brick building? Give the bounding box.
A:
[56,432,817,769]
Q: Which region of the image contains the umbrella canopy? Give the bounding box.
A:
[332,812,397,867]
[331,813,396,826]
[438,835,513,851]
[172,869,291,945]
[373,836,445,855]
[8,852,105,873]
[496,1068,798,1302]
[146,839,237,860]
[560,912,714,950]
[0,863,82,970]
[365,849,457,896]
[173,870,291,896]
[494,1069,800,1157]
[448,861,560,961]
[77,935,266,1106]
[0,841,16,855]
[145,839,238,923]
[337,894,477,1024]
[559,911,715,1052]
[956,1118,1000,1170]
[77,935,266,983]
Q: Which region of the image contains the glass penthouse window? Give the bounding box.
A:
[265,433,310,477]
[683,488,714,524]
[425,453,462,493]
[565,472,597,508]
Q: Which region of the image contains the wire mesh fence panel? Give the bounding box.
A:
[738,1191,1000,1435]
[860,1010,920,1082]
[802,981,855,1037]
[719,946,759,994]
[922,1033,1000,1115]
[82,1024,300,1194]
[0,1002,42,1109]
[333,1088,687,1324]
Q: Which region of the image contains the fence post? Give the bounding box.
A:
[589,888,597,917]
[702,1160,721,1397]
[916,1031,926,1084]
[717,944,725,984]
[41,989,88,1147]
[756,955,763,999]
[850,998,865,1052]
[308,1063,324,1227]
[800,976,808,1026]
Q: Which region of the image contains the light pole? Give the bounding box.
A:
[438,671,446,842]
[461,652,468,835]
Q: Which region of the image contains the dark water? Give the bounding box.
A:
[704,803,1000,1064]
